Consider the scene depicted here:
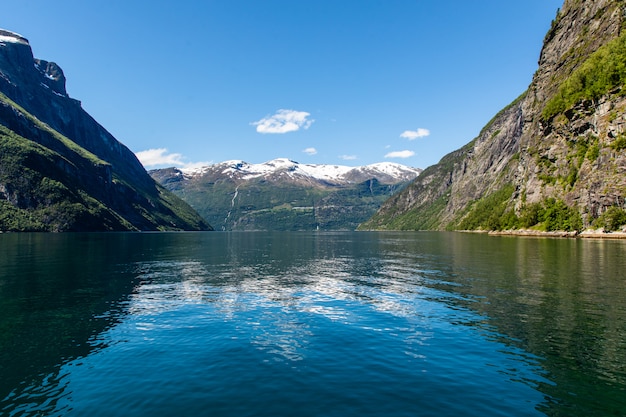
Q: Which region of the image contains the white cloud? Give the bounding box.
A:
[252,109,314,134]
[135,148,210,170]
[400,128,430,140]
[385,150,415,159]
[136,148,184,166]
[340,155,357,160]
[303,147,318,155]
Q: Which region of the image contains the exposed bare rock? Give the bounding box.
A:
[0,28,211,231]
[361,0,626,231]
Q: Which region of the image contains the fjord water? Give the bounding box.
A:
[1,232,624,416]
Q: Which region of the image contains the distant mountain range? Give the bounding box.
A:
[176,158,421,185]
[16,0,623,236]
[0,25,420,233]
[0,29,211,231]
[150,159,421,231]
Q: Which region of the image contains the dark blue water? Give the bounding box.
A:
[1,232,625,416]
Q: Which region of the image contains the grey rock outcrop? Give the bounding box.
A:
[361,0,626,231]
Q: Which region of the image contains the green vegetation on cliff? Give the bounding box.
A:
[593,206,626,231]
[453,185,516,231]
[0,125,131,231]
[543,31,626,120]
[0,99,211,232]
[0,92,105,166]
[515,198,583,232]
[1,30,212,232]
[453,188,583,232]
[363,193,450,231]
[362,0,626,234]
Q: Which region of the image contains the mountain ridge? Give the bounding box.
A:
[176,158,421,185]
[150,159,420,231]
[360,0,626,233]
[0,29,211,231]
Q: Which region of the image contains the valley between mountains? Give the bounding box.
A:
[2,0,626,234]
[150,159,421,231]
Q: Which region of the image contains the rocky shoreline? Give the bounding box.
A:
[481,229,626,239]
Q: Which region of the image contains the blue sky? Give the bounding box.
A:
[4,0,562,169]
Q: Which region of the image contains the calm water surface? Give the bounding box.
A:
[0,232,624,416]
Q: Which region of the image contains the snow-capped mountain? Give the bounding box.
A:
[180,158,421,186]
[149,159,421,231]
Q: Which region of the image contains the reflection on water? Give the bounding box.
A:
[443,234,626,415]
[1,232,625,416]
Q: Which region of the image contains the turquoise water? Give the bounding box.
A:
[1,232,625,416]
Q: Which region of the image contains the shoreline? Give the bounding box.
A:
[479,229,626,239]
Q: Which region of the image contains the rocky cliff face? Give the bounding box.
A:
[0,29,211,231]
[361,0,626,232]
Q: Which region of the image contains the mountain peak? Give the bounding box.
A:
[0,28,68,98]
[151,159,421,231]
[0,29,29,46]
[174,158,421,186]
[268,157,299,165]
[0,27,211,231]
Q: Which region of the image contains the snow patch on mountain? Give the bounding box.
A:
[180,158,421,185]
[0,30,28,45]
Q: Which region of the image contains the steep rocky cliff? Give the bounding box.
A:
[0,29,211,231]
[361,0,626,232]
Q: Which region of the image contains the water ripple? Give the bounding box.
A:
[3,232,623,416]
